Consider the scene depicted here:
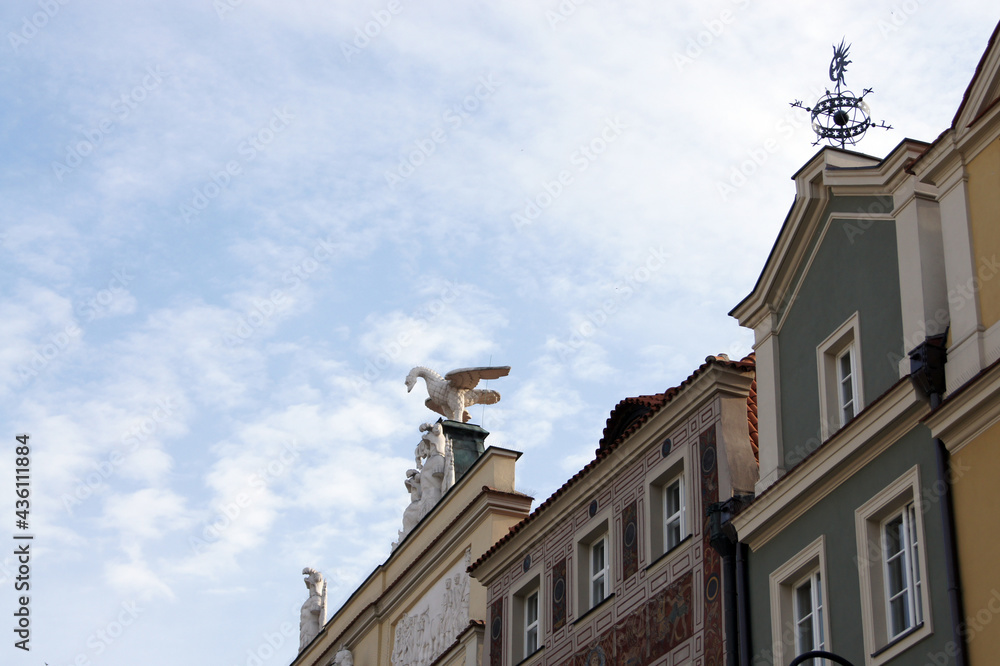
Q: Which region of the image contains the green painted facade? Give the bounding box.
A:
[747,426,950,665]
[776,196,903,469]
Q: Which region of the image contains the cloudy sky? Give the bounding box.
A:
[1,1,996,664]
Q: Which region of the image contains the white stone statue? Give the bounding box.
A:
[299,567,327,651]
[331,646,353,666]
[393,422,457,550]
[405,366,510,422]
[395,469,422,541]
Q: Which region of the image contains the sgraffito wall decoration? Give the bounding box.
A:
[614,601,649,665]
[700,423,724,665]
[552,558,567,631]
[484,404,732,665]
[622,500,639,580]
[647,569,693,657]
[573,627,616,666]
[489,597,503,666]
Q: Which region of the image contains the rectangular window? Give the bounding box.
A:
[590,537,608,607]
[524,590,539,656]
[768,536,830,666]
[837,346,857,424]
[817,313,864,439]
[794,571,825,656]
[511,571,542,661]
[855,467,931,664]
[883,503,922,639]
[576,512,612,618]
[664,476,685,552]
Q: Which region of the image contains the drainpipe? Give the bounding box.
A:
[736,541,751,665]
[710,496,754,666]
[908,335,967,666]
[709,502,739,666]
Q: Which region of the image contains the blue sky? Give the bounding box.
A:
[1,1,997,664]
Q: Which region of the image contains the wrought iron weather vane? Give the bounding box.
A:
[790,39,892,148]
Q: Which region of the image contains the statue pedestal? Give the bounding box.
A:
[441,421,488,481]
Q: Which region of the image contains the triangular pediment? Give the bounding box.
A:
[952,21,1000,134]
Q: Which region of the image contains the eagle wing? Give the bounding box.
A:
[444,365,511,390]
[467,388,501,406]
[424,398,450,419]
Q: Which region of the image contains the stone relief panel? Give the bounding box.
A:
[391,550,472,666]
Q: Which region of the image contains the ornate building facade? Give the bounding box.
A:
[469,355,758,665]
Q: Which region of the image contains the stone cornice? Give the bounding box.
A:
[925,358,1000,452]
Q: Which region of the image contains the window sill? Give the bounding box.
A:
[515,645,545,666]
[871,621,925,658]
[646,534,693,572]
[573,593,615,625]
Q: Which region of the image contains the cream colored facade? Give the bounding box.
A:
[911,22,1000,391]
[291,446,532,666]
[918,22,1000,665]
[884,18,1000,666]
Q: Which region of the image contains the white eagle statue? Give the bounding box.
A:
[405,365,510,422]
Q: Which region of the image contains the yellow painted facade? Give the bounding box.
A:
[951,419,1000,664]
[968,137,1000,328]
[926,358,1000,666]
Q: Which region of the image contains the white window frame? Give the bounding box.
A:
[589,536,609,608]
[793,570,826,657]
[769,536,832,666]
[836,345,859,425]
[817,312,865,439]
[575,508,613,618]
[663,474,686,553]
[511,566,543,662]
[855,466,932,664]
[645,440,692,568]
[524,589,539,657]
[881,503,922,641]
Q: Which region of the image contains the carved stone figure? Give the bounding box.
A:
[394,422,459,549]
[405,366,510,423]
[331,646,353,666]
[394,468,422,547]
[390,551,473,666]
[417,423,447,508]
[299,568,327,651]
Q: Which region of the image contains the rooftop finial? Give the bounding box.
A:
[790,39,892,148]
